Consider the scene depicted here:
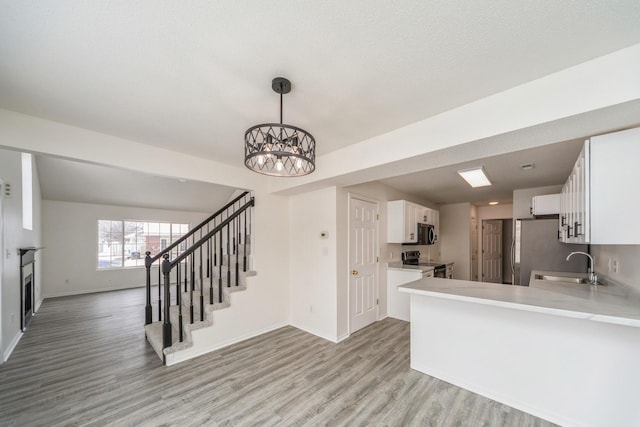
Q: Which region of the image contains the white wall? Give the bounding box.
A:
[41,200,209,297]
[592,245,640,294]
[512,185,562,219]
[440,203,471,280]
[0,149,42,362]
[191,189,291,353]
[289,187,338,341]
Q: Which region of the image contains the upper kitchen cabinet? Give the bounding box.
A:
[559,127,640,244]
[559,142,589,243]
[388,200,419,243]
[387,200,439,244]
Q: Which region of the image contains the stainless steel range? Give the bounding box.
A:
[401,251,447,278]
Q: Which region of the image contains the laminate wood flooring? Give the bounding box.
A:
[0,288,556,426]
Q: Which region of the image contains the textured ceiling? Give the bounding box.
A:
[2,0,640,169]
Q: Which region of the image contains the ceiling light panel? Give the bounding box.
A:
[457,167,492,188]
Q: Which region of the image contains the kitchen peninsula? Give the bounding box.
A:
[399,274,640,427]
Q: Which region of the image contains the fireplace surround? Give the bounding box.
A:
[19,247,41,331]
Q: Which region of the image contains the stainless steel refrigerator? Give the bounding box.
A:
[511,218,588,286]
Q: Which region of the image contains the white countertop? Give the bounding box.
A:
[399,270,640,328]
[387,261,454,274]
[387,261,434,274]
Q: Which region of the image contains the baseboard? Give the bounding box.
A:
[165,321,289,366]
[3,331,23,363]
[43,284,146,299]
[335,332,350,343]
[288,322,342,343]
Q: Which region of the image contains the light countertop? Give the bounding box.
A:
[399,270,640,328]
[387,261,453,274]
[387,262,433,274]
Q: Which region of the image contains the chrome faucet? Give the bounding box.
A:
[566,251,597,285]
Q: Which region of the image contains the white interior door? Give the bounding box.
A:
[349,195,378,334]
[482,219,502,283]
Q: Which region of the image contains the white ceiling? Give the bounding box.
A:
[2,2,640,207]
[35,155,236,212]
[380,138,585,205]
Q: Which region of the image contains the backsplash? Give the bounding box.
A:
[592,245,640,294]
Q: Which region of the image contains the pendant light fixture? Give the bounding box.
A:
[244,77,316,177]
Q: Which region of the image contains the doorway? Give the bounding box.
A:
[481,219,503,283]
[348,193,379,334]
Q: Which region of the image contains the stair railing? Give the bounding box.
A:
[144,191,252,326]
[159,197,254,350]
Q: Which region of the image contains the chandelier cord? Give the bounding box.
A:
[279,86,283,124]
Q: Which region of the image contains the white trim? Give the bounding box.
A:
[335,332,350,343]
[289,321,340,343]
[3,331,23,363]
[165,321,288,366]
[347,192,380,334]
[43,284,146,299]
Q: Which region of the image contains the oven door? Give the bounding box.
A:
[433,265,447,278]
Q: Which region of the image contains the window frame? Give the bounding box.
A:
[97,219,189,271]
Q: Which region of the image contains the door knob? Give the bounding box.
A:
[352,270,359,275]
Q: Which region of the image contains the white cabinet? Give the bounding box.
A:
[388,200,417,243]
[559,141,589,243]
[387,200,439,244]
[387,269,422,321]
[559,127,640,244]
[431,209,440,243]
[532,194,560,215]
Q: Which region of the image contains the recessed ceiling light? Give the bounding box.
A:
[489,201,499,205]
[457,166,492,187]
[520,163,536,171]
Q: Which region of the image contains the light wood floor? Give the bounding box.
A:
[0,288,556,426]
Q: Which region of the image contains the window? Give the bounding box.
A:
[97,220,189,269]
[22,153,33,230]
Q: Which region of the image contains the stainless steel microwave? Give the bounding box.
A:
[417,223,436,245]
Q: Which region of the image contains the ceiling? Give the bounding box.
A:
[380,138,585,205]
[35,155,236,212]
[2,2,640,208]
[2,1,640,167]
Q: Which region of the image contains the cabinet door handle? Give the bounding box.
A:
[561,215,567,226]
[574,222,582,236]
[566,225,572,238]
[352,270,359,276]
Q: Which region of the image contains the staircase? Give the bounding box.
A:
[143,192,255,365]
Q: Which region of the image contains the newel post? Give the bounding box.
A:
[162,253,172,350]
[144,251,152,325]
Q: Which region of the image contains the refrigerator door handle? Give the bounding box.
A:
[510,238,516,275]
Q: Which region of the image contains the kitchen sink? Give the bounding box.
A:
[534,274,590,284]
